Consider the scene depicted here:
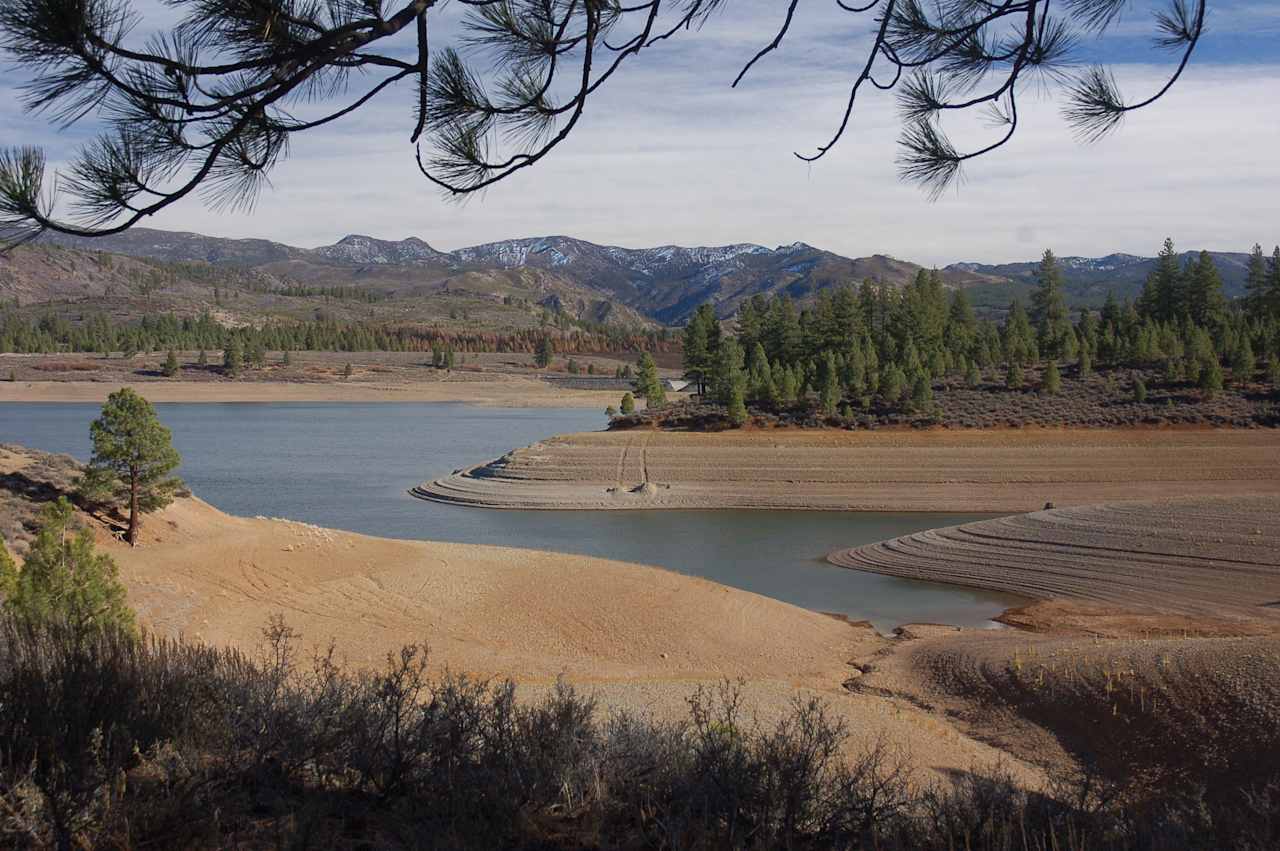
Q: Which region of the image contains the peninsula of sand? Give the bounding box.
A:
[414,427,1280,512]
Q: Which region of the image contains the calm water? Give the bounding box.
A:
[0,402,1019,630]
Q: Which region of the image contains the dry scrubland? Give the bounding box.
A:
[416,427,1280,511]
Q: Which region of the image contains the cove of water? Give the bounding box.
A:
[1,401,1020,631]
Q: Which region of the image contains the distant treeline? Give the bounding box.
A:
[682,240,1280,419]
[0,310,676,357]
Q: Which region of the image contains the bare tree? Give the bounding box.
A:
[0,0,1206,241]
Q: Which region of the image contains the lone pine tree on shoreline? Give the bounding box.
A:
[79,388,183,546]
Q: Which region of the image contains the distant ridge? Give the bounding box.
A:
[36,227,1258,323]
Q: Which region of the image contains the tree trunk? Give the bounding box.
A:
[127,465,139,546]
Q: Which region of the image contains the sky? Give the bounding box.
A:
[1,0,1277,265]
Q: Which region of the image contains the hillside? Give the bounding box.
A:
[1,241,653,333]
[951,250,1254,312]
[22,227,1269,326]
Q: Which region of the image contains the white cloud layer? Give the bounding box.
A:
[2,1,1277,264]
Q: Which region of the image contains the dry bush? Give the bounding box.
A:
[29,360,102,372]
[1,615,1278,850]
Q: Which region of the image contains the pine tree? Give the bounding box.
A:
[79,388,182,546]
[965,360,981,388]
[710,338,745,406]
[1139,238,1185,323]
[282,349,293,366]
[1042,360,1061,395]
[1244,244,1269,322]
[910,374,933,410]
[535,336,554,369]
[1133,375,1148,403]
[223,338,243,377]
[0,498,135,633]
[619,392,635,415]
[343,361,354,379]
[162,348,179,377]
[1199,360,1223,398]
[820,354,840,416]
[1006,361,1024,390]
[682,305,716,396]
[727,384,748,427]
[1002,300,1037,366]
[1031,250,1072,360]
[635,353,665,405]
[1268,247,1280,322]
[1078,346,1092,379]
[1267,355,1280,390]
[1231,337,1255,385]
[1185,251,1225,328]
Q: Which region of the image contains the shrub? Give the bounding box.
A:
[2,617,1276,850]
[619,392,635,415]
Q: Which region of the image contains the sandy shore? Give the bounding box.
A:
[0,376,627,407]
[67,492,1030,780]
[416,427,1280,512]
[828,495,1280,636]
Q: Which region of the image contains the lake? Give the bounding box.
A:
[0,401,1020,630]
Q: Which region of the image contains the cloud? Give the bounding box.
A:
[1,1,1277,265]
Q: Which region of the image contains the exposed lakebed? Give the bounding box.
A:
[1,401,1020,630]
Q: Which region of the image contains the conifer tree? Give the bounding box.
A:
[1133,376,1148,403]
[223,338,243,377]
[1140,238,1185,323]
[710,338,745,406]
[682,305,718,396]
[1078,346,1092,379]
[1244,244,1269,321]
[727,384,748,427]
[1006,361,1024,390]
[79,388,182,546]
[1184,251,1226,328]
[1042,360,1062,395]
[0,498,135,633]
[635,353,665,405]
[820,354,840,417]
[910,374,933,411]
[1269,247,1280,321]
[1199,360,1223,398]
[965,361,981,388]
[534,336,554,369]
[1231,337,1255,385]
[1031,250,1072,360]
[1002,301,1037,367]
[162,348,179,377]
[620,392,635,415]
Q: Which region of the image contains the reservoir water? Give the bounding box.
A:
[1,401,1020,630]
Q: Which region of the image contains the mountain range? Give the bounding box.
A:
[31,228,1260,325]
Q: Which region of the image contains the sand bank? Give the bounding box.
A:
[77,493,1034,778]
[0,375,625,408]
[415,428,1280,512]
[829,495,1280,635]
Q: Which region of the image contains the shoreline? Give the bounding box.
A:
[0,377,627,408]
[415,427,1280,513]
